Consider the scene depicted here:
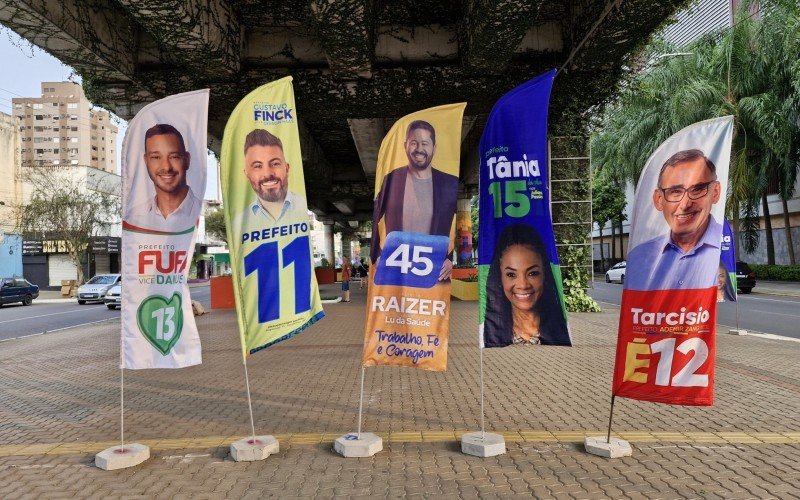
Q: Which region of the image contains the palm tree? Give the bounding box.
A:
[592,0,800,262]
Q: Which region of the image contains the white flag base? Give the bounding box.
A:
[95,443,150,470]
[230,435,279,461]
[334,432,382,457]
[584,436,633,458]
[461,432,505,457]
[728,328,748,335]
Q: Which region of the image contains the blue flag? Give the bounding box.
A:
[478,70,571,348]
[719,219,737,302]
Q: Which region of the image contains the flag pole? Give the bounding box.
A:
[357,367,366,439]
[120,366,125,452]
[243,360,257,443]
[479,345,486,440]
[606,395,616,444]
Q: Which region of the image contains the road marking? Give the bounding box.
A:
[0,431,797,458]
[0,318,119,343]
[0,309,103,324]
[745,295,800,304]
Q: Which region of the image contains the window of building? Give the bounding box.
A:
[70,137,78,143]
[69,115,77,121]
[32,103,43,109]
[52,160,59,165]
[70,160,78,165]
[53,138,60,143]
[53,148,59,154]
[34,115,43,120]
[70,126,78,132]
[14,103,21,109]
[34,137,46,143]
[67,103,77,109]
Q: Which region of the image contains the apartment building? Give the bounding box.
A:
[12,81,118,173]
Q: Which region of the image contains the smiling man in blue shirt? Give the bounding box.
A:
[626,149,723,291]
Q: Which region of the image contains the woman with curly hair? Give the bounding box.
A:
[483,224,571,347]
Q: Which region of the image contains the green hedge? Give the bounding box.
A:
[750,264,800,281]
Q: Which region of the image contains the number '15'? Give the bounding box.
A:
[488,180,530,218]
[244,235,311,323]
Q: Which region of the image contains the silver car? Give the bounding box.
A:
[605,261,627,284]
[77,274,121,304]
[103,283,122,310]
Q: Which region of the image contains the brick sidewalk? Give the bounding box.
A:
[1,285,799,498]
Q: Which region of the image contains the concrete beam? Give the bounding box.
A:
[348,118,385,179]
[0,0,137,82]
[461,0,544,74]
[117,0,242,77]
[309,0,376,79]
[563,0,685,71]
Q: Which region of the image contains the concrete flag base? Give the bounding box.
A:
[461,432,506,457]
[728,328,748,335]
[584,436,633,458]
[230,435,279,462]
[95,443,150,470]
[334,432,382,457]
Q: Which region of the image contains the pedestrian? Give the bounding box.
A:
[358,258,368,289]
[341,259,352,302]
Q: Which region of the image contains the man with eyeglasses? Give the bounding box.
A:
[626,149,722,291]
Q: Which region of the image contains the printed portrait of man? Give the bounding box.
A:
[370,120,459,281]
[127,124,202,230]
[235,128,309,230]
[626,149,723,291]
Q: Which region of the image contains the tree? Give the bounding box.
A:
[592,0,800,262]
[17,167,120,284]
[205,208,227,242]
[591,170,627,271]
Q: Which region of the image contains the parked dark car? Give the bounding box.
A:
[0,278,40,306]
[735,261,756,294]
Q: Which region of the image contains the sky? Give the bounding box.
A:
[0,28,221,201]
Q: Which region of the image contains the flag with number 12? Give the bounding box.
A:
[221,77,324,358]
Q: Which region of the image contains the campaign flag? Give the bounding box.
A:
[478,70,571,348]
[362,103,466,371]
[121,89,209,369]
[221,76,324,358]
[612,116,734,405]
[719,219,737,302]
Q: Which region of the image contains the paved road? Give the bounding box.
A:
[0,285,211,342]
[589,280,800,339]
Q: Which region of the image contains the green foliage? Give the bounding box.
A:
[750,264,800,281]
[204,209,226,241]
[470,195,479,250]
[318,257,333,269]
[560,241,601,313]
[592,0,800,254]
[456,275,479,282]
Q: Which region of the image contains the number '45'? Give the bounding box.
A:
[488,180,530,218]
[385,243,434,276]
[244,235,311,323]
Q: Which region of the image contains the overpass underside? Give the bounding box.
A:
[0,0,687,230]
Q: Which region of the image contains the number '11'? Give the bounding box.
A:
[244,235,311,323]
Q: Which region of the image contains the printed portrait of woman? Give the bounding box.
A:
[717,262,736,302]
[483,224,572,347]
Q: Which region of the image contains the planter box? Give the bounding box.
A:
[451,279,479,301]
[315,268,336,285]
[451,267,477,280]
[210,276,235,309]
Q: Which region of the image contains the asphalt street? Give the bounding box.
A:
[589,280,800,339]
[0,285,211,342]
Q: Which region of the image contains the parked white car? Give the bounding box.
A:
[103,283,122,310]
[605,261,627,284]
[77,274,121,304]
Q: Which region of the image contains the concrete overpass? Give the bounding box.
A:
[0,0,687,232]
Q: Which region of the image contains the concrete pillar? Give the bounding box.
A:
[456,197,474,265]
[342,237,352,264]
[323,223,335,265]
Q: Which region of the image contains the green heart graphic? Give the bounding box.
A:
[136,293,184,356]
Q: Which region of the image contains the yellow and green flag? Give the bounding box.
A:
[221,76,324,358]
